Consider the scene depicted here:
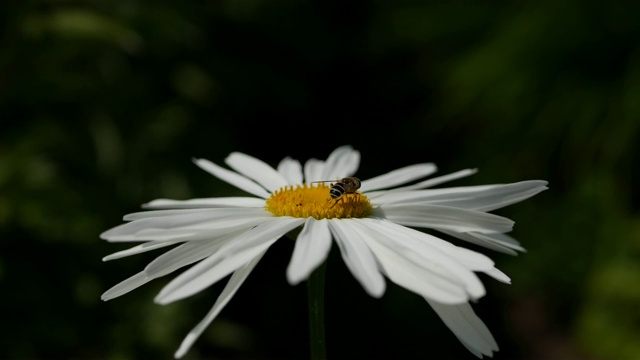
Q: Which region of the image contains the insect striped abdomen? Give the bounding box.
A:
[330,184,345,199]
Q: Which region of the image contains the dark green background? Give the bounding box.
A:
[2,1,639,359]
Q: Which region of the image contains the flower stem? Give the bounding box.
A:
[307,261,327,360]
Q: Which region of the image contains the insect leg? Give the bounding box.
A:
[330,196,345,209]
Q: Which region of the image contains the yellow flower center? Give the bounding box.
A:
[265,183,373,219]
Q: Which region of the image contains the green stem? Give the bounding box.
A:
[308,261,327,360]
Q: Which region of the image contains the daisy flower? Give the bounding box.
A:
[101,145,547,358]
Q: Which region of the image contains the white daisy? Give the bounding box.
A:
[101,145,547,359]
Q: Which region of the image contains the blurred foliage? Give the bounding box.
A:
[1,0,639,359]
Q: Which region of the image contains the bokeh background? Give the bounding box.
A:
[2,1,639,359]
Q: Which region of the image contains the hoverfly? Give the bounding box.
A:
[311,177,361,208]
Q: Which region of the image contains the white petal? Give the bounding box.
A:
[144,235,233,279]
[322,145,360,180]
[214,217,305,259]
[277,156,303,185]
[102,240,182,261]
[361,219,497,273]
[192,158,271,198]
[102,224,268,243]
[352,219,485,302]
[304,158,325,183]
[396,168,478,191]
[124,208,221,221]
[225,152,289,192]
[472,180,548,211]
[155,238,275,305]
[143,197,265,209]
[360,163,437,192]
[370,180,548,211]
[103,235,238,300]
[441,246,496,273]
[100,208,272,242]
[376,204,514,234]
[483,267,511,284]
[358,232,469,303]
[366,169,478,197]
[102,229,202,242]
[427,300,499,358]
[361,218,511,286]
[439,230,525,255]
[286,218,332,285]
[329,220,385,298]
[155,217,304,304]
[101,272,150,301]
[174,251,266,359]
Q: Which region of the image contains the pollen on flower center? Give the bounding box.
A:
[265,183,373,219]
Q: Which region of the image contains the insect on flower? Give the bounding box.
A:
[311,177,361,208]
[100,145,549,359]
